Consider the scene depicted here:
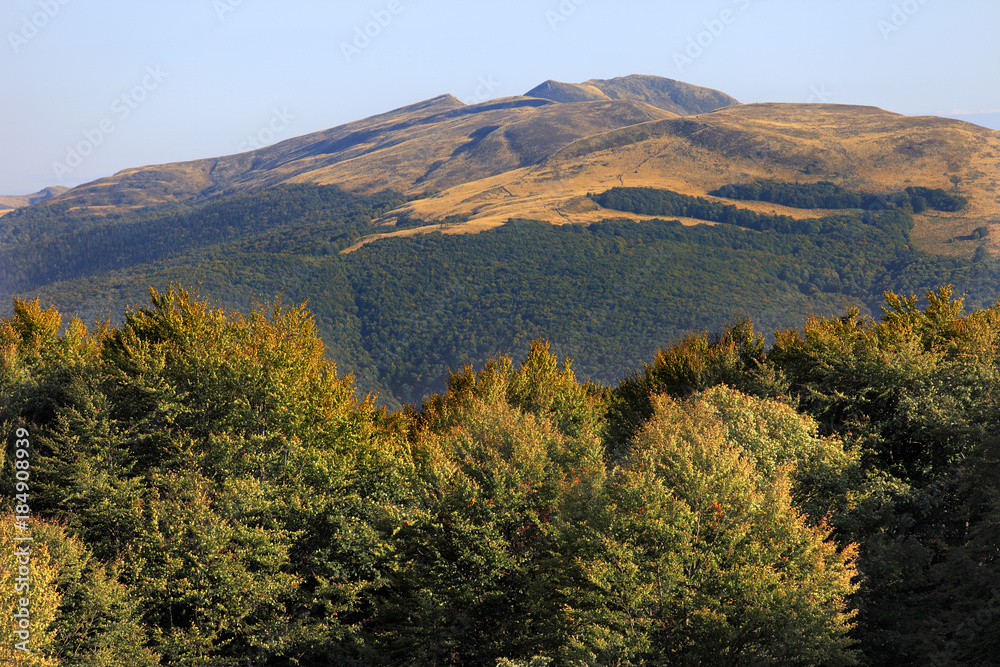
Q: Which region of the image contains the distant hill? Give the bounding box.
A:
[0,185,70,210]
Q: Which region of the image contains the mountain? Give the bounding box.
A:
[524,75,739,114]
[47,79,684,210]
[38,74,999,259]
[0,185,69,211]
[3,74,999,407]
[48,75,737,212]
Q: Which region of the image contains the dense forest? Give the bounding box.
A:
[708,181,968,214]
[2,184,997,408]
[2,285,999,665]
[590,185,923,244]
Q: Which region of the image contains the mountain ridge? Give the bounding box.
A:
[525,75,739,115]
[7,74,999,258]
[0,185,70,210]
[26,75,736,210]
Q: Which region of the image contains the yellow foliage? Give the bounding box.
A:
[0,515,63,666]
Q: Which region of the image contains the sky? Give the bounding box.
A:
[2,0,999,195]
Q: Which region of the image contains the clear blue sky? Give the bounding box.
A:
[3,0,998,195]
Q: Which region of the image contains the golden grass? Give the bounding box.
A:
[381,104,999,256]
[40,87,999,260]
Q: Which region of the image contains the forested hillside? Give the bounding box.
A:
[4,181,997,408]
[2,286,998,665]
[708,180,968,213]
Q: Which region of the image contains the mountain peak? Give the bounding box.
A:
[526,74,739,116]
[0,185,70,210]
[523,80,612,104]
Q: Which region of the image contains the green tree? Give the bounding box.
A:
[564,392,859,665]
[606,319,787,455]
[372,344,606,664]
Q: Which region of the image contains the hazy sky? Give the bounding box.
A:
[3,0,998,195]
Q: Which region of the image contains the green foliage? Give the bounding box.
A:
[375,399,586,664]
[1,293,870,663]
[771,286,997,484]
[0,287,407,665]
[762,287,1000,664]
[605,320,787,453]
[694,385,865,529]
[711,180,967,213]
[592,185,916,244]
[6,181,999,410]
[592,185,800,232]
[564,393,859,665]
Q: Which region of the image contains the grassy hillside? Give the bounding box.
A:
[30,76,997,264]
[396,104,1000,258]
[525,74,739,115]
[0,185,69,210]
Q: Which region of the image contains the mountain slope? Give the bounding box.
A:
[43,75,730,211]
[39,76,997,259]
[393,103,1000,257]
[0,185,69,210]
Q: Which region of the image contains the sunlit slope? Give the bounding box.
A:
[43,76,730,210]
[38,75,999,258]
[50,83,701,209]
[526,74,739,115]
[394,103,1000,257]
[290,98,676,194]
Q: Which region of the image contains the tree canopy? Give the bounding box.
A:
[4,284,999,664]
